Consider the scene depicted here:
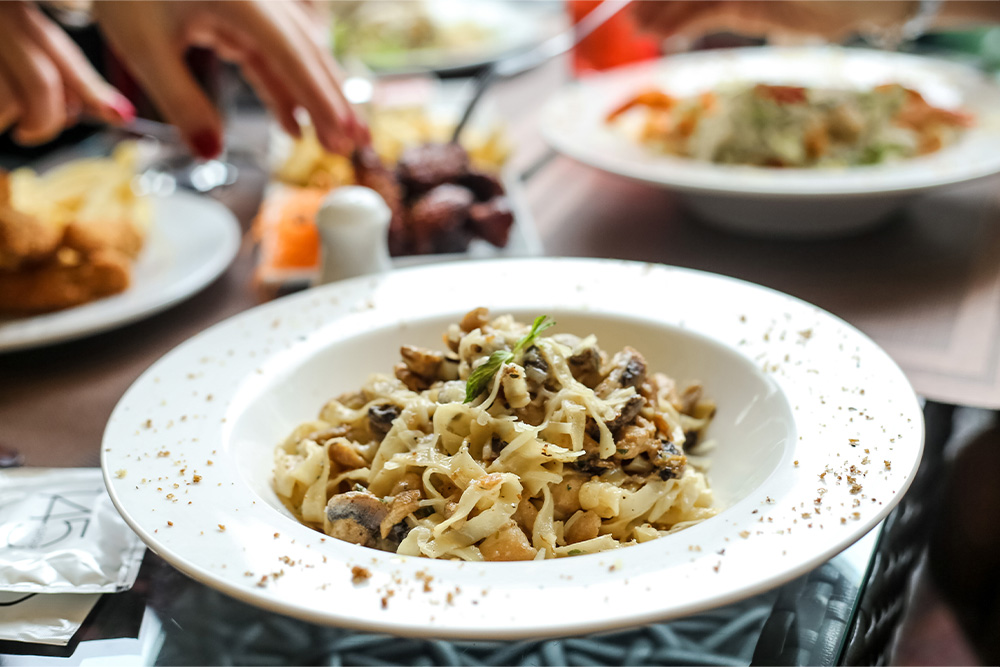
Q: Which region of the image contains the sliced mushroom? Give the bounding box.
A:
[400,345,443,378]
[614,416,658,460]
[573,433,616,474]
[460,307,489,333]
[379,489,422,539]
[334,391,367,410]
[521,345,549,389]
[606,395,644,434]
[585,394,644,441]
[325,491,405,551]
[569,345,603,388]
[368,404,401,440]
[394,363,431,392]
[596,347,647,397]
[678,384,703,416]
[328,438,367,469]
[653,441,687,480]
[390,472,422,496]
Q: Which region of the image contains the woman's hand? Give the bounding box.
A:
[0,1,134,145]
[632,1,914,43]
[94,0,366,159]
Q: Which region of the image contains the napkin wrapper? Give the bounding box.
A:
[0,468,145,594]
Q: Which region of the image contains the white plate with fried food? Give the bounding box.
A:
[541,47,1000,237]
[0,191,240,352]
[102,258,923,639]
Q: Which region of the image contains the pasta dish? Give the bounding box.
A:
[606,83,972,168]
[274,310,716,561]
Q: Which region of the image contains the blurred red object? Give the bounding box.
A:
[569,0,660,74]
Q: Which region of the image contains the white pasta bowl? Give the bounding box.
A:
[102,258,923,638]
[540,47,1000,238]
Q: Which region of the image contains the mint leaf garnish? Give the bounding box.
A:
[463,315,554,403]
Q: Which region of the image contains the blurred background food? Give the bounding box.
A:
[331,1,493,69]
[606,82,973,168]
[0,143,149,313]
[256,104,514,286]
[272,105,510,189]
[327,0,560,75]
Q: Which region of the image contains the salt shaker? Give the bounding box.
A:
[315,186,392,285]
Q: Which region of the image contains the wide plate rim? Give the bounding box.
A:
[102,257,924,639]
[540,46,1000,198]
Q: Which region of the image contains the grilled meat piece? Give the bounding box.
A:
[397,143,470,195]
[409,184,475,254]
[459,169,504,201]
[468,197,514,248]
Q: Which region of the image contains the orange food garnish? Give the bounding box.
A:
[606,89,676,122]
[254,186,327,274]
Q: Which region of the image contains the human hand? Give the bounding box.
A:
[94,0,366,159]
[0,1,135,145]
[632,1,914,43]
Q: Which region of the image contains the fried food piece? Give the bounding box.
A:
[0,248,130,314]
[63,216,144,260]
[0,174,62,271]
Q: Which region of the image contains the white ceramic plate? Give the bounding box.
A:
[102,258,923,639]
[540,47,1000,237]
[0,192,241,353]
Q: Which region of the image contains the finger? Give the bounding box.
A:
[20,3,134,125]
[0,31,65,144]
[282,2,368,146]
[0,72,20,135]
[101,29,223,158]
[64,86,82,127]
[215,3,356,153]
[240,57,301,139]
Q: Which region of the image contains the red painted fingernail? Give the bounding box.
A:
[109,93,136,124]
[190,129,222,159]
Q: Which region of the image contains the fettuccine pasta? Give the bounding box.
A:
[274,309,717,560]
